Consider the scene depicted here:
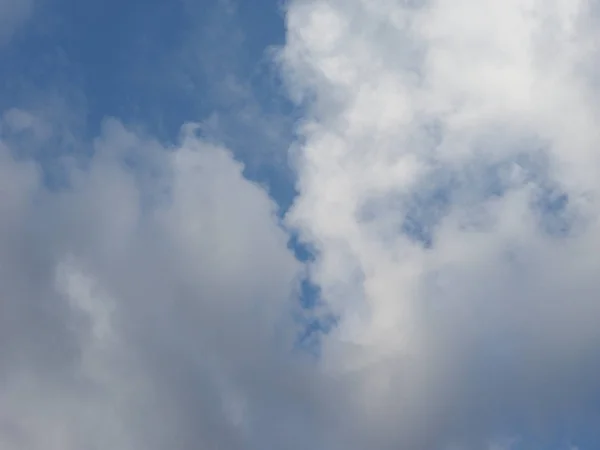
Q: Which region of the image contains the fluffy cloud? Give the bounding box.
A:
[0,113,314,449]
[3,0,600,449]
[280,0,600,447]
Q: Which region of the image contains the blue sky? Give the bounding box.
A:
[2,0,296,202]
[2,0,600,449]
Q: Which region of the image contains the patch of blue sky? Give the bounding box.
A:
[287,231,337,353]
[395,148,574,249]
[3,0,297,205]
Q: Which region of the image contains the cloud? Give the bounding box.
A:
[174,0,296,198]
[0,112,316,449]
[0,0,33,45]
[280,0,600,447]
[3,0,600,449]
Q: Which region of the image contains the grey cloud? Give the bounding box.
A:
[0,113,328,449]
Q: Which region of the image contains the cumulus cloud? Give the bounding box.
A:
[3,0,600,449]
[280,0,600,447]
[0,112,323,449]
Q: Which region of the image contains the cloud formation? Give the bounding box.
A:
[2,0,600,449]
[0,114,313,449]
[280,0,600,447]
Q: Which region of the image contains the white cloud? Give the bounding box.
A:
[280,0,600,447]
[3,0,600,448]
[0,112,308,449]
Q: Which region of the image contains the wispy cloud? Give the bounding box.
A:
[0,0,33,45]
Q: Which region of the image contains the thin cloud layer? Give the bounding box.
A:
[0,0,33,44]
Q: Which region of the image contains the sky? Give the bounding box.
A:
[2,0,600,449]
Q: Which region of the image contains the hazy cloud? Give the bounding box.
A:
[0,0,33,44]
